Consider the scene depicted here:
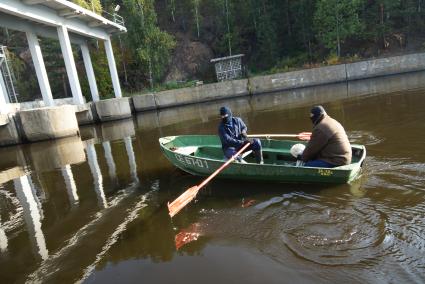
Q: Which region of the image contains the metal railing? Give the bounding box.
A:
[102,11,125,26]
[0,46,19,103]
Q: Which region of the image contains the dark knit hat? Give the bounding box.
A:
[220,106,232,117]
[310,105,326,124]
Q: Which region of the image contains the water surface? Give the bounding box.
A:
[1,74,425,283]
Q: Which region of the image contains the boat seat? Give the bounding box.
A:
[173,146,198,155]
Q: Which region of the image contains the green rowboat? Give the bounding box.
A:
[159,135,366,184]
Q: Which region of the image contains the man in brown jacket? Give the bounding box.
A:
[301,105,352,168]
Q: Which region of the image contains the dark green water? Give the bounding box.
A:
[1,75,425,283]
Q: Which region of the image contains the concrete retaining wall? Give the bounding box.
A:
[249,64,347,94]
[132,79,248,110]
[346,53,425,80]
[95,97,132,122]
[130,52,425,111]
[0,114,21,146]
[19,105,79,142]
[75,102,98,125]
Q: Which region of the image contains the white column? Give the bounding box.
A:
[61,165,79,205]
[80,43,99,102]
[0,72,8,114]
[102,141,117,181]
[124,136,139,184]
[104,37,122,98]
[57,25,85,105]
[26,31,54,107]
[86,143,108,208]
[14,175,49,260]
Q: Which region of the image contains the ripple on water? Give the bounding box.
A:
[199,193,389,267]
[280,201,388,266]
[348,131,385,146]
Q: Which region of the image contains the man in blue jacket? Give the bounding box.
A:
[218,106,263,164]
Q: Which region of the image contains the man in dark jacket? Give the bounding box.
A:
[301,105,351,168]
[218,106,263,164]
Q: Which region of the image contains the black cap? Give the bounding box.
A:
[310,105,326,124]
[220,106,232,117]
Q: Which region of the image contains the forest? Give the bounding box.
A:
[1,0,425,102]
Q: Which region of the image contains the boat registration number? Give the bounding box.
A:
[175,154,209,169]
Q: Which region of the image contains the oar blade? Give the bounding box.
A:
[168,186,200,217]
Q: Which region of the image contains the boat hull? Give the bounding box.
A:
[159,135,365,184]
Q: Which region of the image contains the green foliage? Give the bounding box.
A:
[3,0,425,101]
[121,0,176,87]
[314,0,364,56]
[72,0,102,13]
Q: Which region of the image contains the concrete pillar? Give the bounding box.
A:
[104,37,122,98]
[0,72,9,114]
[86,143,108,208]
[80,43,99,102]
[26,31,54,107]
[61,165,79,205]
[124,136,139,184]
[102,141,117,181]
[14,175,49,260]
[57,25,85,105]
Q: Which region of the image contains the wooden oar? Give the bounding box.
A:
[247,132,312,140]
[168,142,251,217]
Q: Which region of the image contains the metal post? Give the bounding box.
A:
[104,37,122,98]
[57,25,85,105]
[25,31,54,107]
[80,43,100,102]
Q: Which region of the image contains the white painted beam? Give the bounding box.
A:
[23,0,51,5]
[0,0,113,40]
[80,43,99,102]
[26,31,54,106]
[0,13,87,45]
[57,25,85,105]
[104,37,122,98]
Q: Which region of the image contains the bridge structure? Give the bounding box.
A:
[0,0,130,146]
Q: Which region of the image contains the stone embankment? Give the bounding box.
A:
[1,52,425,146]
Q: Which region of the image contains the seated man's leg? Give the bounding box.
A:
[249,138,263,164]
[224,147,241,161]
[305,159,336,168]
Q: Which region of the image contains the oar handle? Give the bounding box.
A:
[198,142,251,189]
[247,132,312,140]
